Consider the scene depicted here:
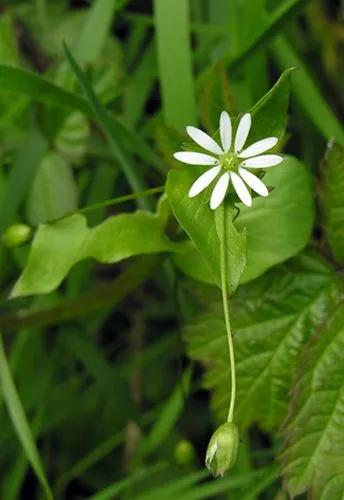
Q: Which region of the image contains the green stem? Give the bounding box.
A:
[219,205,236,423]
[79,186,165,214]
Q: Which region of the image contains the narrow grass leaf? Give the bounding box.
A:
[154,0,197,129]
[64,44,148,201]
[0,334,53,500]
[75,0,117,63]
[272,36,344,145]
[0,126,47,232]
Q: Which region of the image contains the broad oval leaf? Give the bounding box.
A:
[237,155,314,282]
[168,156,314,286]
[12,211,179,297]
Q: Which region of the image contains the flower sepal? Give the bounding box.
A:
[205,422,239,477]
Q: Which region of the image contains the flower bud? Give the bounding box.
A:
[174,439,195,466]
[205,422,239,477]
[2,224,32,248]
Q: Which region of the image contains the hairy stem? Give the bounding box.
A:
[219,205,236,423]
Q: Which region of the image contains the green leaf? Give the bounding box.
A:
[247,68,293,144]
[26,152,78,225]
[184,253,341,429]
[64,44,148,203]
[0,334,53,500]
[272,36,344,145]
[74,0,117,63]
[172,240,216,286]
[227,0,307,70]
[12,211,179,297]
[154,0,197,129]
[0,65,91,114]
[140,370,191,457]
[0,13,19,65]
[0,64,159,174]
[321,141,344,263]
[167,156,314,286]
[167,169,246,295]
[0,126,48,232]
[237,155,314,282]
[88,464,167,500]
[280,300,344,497]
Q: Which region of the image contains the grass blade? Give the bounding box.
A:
[0,65,91,113]
[272,36,344,145]
[75,0,117,63]
[64,44,149,204]
[89,463,167,500]
[0,125,47,232]
[0,333,53,500]
[154,0,197,129]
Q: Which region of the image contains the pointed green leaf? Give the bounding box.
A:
[167,156,314,286]
[247,68,293,144]
[166,168,246,295]
[0,334,53,500]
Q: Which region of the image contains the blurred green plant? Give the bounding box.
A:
[0,0,343,499]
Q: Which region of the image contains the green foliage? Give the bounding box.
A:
[184,254,341,430]
[12,210,179,297]
[0,334,53,500]
[281,301,344,497]
[321,141,344,262]
[154,0,197,129]
[169,156,314,285]
[237,155,314,282]
[0,0,344,498]
[26,151,78,224]
[167,169,246,294]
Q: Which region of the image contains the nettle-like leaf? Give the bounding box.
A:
[280,300,344,498]
[12,211,180,297]
[184,253,341,430]
[321,141,344,263]
[169,156,314,286]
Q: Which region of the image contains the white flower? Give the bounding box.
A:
[173,111,283,209]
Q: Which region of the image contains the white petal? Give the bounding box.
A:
[173,152,219,165]
[220,111,232,152]
[210,172,230,210]
[238,137,278,158]
[240,154,283,168]
[186,126,223,155]
[234,113,251,153]
[188,166,221,197]
[230,172,252,206]
[239,167,268,197]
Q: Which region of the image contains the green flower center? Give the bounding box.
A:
[219,152,240,172]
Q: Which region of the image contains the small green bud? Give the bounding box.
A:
[2,224,32,248]
[174,439,195,466]
[205,422,239,477]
